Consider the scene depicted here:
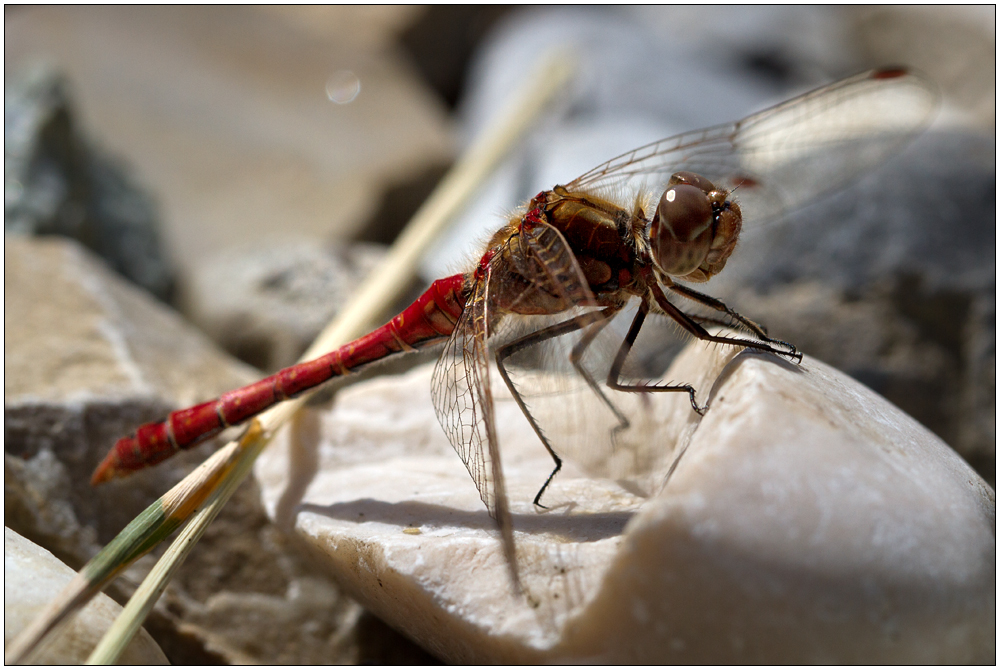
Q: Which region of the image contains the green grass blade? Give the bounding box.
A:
[86,421,269,664]
[4,442,235,664]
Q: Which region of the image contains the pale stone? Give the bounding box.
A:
[4,527,168,664]
[255,339,995,663]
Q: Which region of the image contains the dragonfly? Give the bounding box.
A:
[91,67,938,584]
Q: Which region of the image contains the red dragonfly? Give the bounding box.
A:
[92,68,937,579]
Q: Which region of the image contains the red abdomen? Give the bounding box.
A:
[92,274,468,484]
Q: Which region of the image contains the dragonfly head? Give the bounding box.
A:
[649,171,742,283]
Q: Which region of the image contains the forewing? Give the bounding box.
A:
[565,68,939,229]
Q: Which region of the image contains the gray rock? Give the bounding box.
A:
[4,527,168,664]
[5,7,455,282]
[850,6,995,132]
[148,474,436,664]
[5,64,174,301]
[554,344,995,663]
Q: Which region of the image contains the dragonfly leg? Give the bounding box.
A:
[607,298,705,414]
[689,313,749,329]
[668,283,801,363]
[567,311,633,443]
[652,282,802,364]
[495,307,619,509]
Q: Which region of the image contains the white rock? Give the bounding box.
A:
[4,527,168,664]
[255,339,995,663]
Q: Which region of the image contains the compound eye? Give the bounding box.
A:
[657,184,713,242]
[668,171,716,194]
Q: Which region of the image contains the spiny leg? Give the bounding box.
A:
[652,283,801,363]
[668,283,800,362]
[668,283,770,337]
[568,309,632,437]
[495,307,620,508]
[606,297,704,414]
[689,313,750,330]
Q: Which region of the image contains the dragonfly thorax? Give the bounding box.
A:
[649,171,742,283]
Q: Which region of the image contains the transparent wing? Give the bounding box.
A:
[430,261,518,580]
[565,68,939,229]
[430,222,595,496]
[431,268,503,516]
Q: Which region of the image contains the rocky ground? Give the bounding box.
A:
[5,6,994,664]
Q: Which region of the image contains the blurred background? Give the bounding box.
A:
[5,5,994,664]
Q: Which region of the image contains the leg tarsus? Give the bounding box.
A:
[686,386,706,415]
